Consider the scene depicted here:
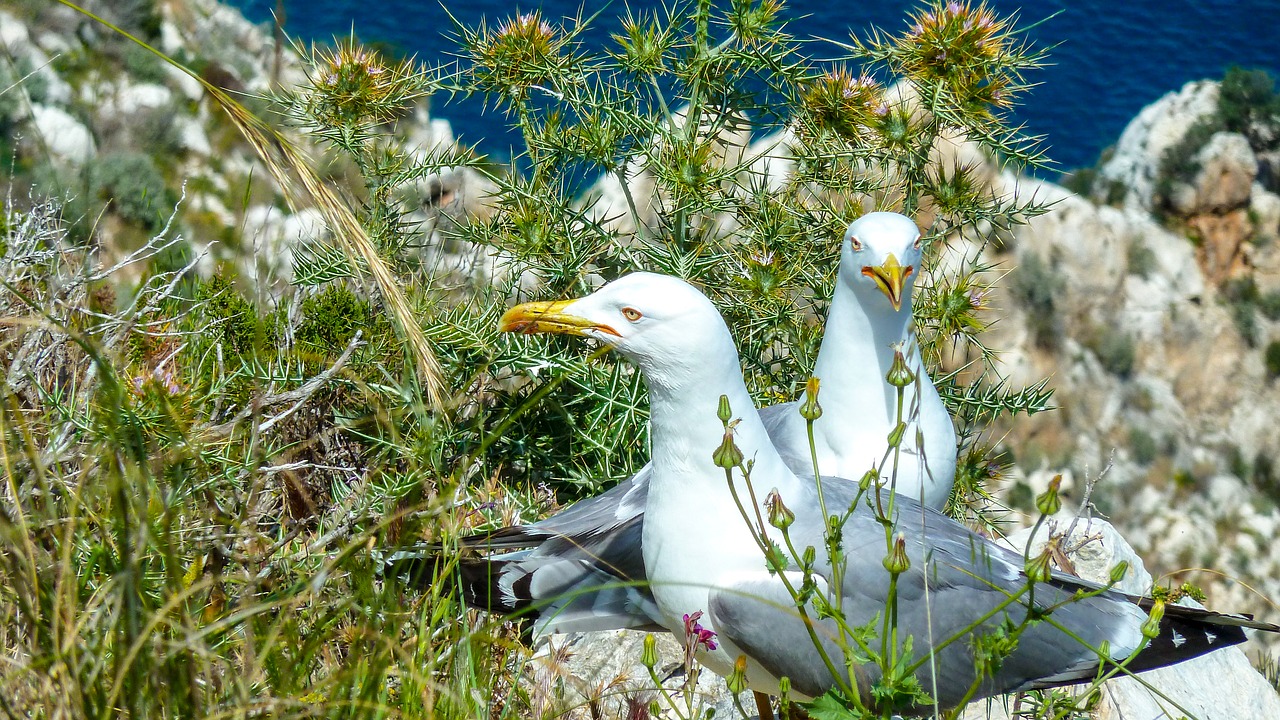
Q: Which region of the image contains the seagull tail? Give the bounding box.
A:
[1024,603,1279,693]
[454,553,664,635]
[1122,603,1280,675]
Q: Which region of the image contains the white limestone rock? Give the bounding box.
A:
[1005,515,1152,594]
[546,630,753,720]
[174,115,212,156]
[1096,80,1219,213]
[1167,131,1257,216]
[0,10,29,52]
[241,205,328,285]
[107,82,175,116]
[29,104,95,165]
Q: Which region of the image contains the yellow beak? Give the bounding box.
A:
[498,299,620,338]
[860,254,915,311]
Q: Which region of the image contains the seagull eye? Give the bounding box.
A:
[621,307,643,322]
[914,234,922,250]
[848,235,863,252]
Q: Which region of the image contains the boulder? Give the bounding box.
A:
[29,104,96,165]
[543,630,753,720]
[1096,81,1219,212]
[1183,132,1257,215]
[1004,515,1152,595]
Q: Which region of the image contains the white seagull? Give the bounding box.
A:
[454,213,956,634]
[493,271,1279,712]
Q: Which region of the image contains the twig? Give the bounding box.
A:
[200,330,363,439]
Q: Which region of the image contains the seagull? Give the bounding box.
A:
[495,271,1279,711]
[451,213,956,634]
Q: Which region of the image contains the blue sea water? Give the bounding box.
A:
[228,0,1280,174]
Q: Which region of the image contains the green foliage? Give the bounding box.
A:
[1126,238,1157,279]
[1156,66,1280,209]
[197,271,262,353]
[1259,289,1280,320]
[1011,253,1063,350]
[297,284,376,356]
[1219,66,1280,150]
[121,40,170,84]
[1265,340,1280,380]
[1130,426,1158,465]
[1258,651,1280,694]
[88,151,176,231]
[1255,452,1278,504]
[1223,275,1264,346]
[1089,327,1136,377]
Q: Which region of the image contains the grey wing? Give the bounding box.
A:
[461,514,664,635]
[458,467,658,634]
[759,401,812,475]
[709,572,866,700]
[464,466,651,553]
[720,478,1153,707]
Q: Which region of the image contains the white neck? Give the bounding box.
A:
[643,324,799,497]
[810,274,916,422]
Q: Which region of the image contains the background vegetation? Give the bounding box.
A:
[0,0,1088,717]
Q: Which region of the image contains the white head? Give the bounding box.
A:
[839,211,924,312]
[499,272,736,381]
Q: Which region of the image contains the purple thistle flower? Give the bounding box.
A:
[967,286,988,309]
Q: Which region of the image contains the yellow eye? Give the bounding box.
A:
[914,234,922,250]
[621,307,643,322]
[848,235,863,251]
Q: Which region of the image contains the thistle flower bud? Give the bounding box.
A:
[802,545,816,569]
[887,421,907,448]
[826,515,843,545]
[765,489,795,531]
[641,633,659,668]
[717,394,733,424]
[1025,548,1052,584]
[800,377,823,421]
[1036,474,1063,517]
[726,654,750,694]
[713,431,744,470]
[1109,560,1130,586]
[859,467,879,491]
[886,348,916,388]
[1142,599,1166,640]
[882,534,911,574]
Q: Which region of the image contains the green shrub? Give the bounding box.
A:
[1219,66,1280,151]
[1259,290,1280,320]
[197,272,261,354]
[1059,167,1096,197]
[1090,328,1136,377]
[1265,341,1280,380]
[121,41,170,84]
[88,152,175,231]
[297,285,372,352]
[1126,239,1157,279]
[1130,427,1158,465]
[1011,253,1064,350]
[1256,452,1278,504]
[1154,117,1218,211]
